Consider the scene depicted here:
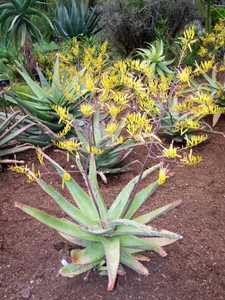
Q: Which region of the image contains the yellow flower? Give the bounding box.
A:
[177,67,192,83]
[195,60,214,75]
[107,105,121,119]
[113,60,127,75]
[180,26,197,51]
[85,74,96,93]
[111,91,128,107]
[86,145,103,156]
[185,134,208,148]
[138,97,159,115]
[52,105,70,124]
[181,150,202,166]
[126,113,152,139]
[159,76,170,95]
[101,75,116,90]
[116,136,124,145]
[183,26,196,41]
[62,172,72,189]
[193,104,225,116]
[106,122,118,136]
[214,21,224,32]
[163,144,178,159]
[202,33,216,45]
[157,168,169,185]
[10,164,41,183]
[174,99,194,112]
[175,119,200,135]
[57,122,72,138]
[80,103,95,117]
[54,140,80,152]
[36,148,44,165]
[198,46,208,58]
[192,92,213,105]
[9,165,29,176]
[218,65,225,73]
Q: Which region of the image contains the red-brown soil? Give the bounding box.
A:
[1,119,225,300]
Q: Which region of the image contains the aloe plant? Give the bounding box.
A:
[137,40,174,77]
[6,59,83,144]
[0,111,33,164]
[54,0,101,39]
[16,150,182,291]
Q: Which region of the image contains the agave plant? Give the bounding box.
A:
[6,59,84,145]
[0,0,52,72]
[54,0,101,39]
[15,150,182,291]
[137,40,174,77]
[0,111,34,164]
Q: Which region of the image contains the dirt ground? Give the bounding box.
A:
[0,118,225,300]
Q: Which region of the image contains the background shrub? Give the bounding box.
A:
[96,0,201,55]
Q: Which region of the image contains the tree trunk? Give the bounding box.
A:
[21,39,36,74]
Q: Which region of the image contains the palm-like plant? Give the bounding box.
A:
[54,0,101,39]
[0,0,52,72]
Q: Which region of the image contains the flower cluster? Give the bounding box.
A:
[197,20,225,61]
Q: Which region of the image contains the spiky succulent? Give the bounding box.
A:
[15,150,182,291]
[54,0,101,39]
[0,111,33,164]
[137,40,174,77]
[6,59,84,145]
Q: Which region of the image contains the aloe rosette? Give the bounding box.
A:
[16,151,182,291]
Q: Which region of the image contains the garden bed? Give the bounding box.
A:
[1,119,225,300]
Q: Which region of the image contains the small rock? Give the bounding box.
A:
[21,287,31,299]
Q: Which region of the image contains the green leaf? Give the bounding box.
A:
[102,237,120,291]
[88,154,108,219]
[120,250,149,275]
[15,202,102,242]
[71,243,104,265]
[108,164,161,220]
[59,232,89,247]
[36,178,95,227]
[93,106,103,145]
[125,181,159,219]
[16,65,48,100]
[134,200,182,224]
[59,262,96,278]
[42,153,100,221]
[112,219,182,240]
[120,235,181,257]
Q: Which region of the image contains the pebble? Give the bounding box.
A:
[21,287,31,299]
